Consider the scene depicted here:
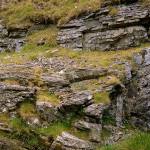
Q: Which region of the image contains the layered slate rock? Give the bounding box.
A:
[64,68,107,82]
[0,83,36,112]
[51,132,94,150]
[57,3,150,51]
[128,48,150,130]
[0,21,27,51]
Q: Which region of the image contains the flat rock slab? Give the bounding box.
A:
[51,132,94,150]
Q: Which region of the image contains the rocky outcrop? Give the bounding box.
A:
[57,2,150,51]
[0,83,36,112]
[110,47,150,131]
[84,104,107,124]
[36,101,62,123]
[59,91,93,113]
[51,132,94,150]
[0,21,27,51]
[64,68,107,83]
[74,120,102,143]
[128,47,150,131]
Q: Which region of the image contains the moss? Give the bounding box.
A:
[0,113,10,124]
[106,76,121,86]
[109,7,118,16]
[94,92,110,104]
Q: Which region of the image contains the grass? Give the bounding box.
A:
[0,0,102,27]
[99,132,150,150]
[37,90,60,105]
[27,26,58,47]
[38,121,71,138]
[71,79,101,92]
[94,92,110,104]
[105,76,121,86]
[18,102,38,120]
[0,113,10,124]
[38,121,89,140]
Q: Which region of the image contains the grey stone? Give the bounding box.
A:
[84,104,107,123]
[0,83,36,113]
[36,101,61,123]
[0,21,27,52]
[59,91,93,113]
[57,3,149,51]
[65,68,107,82]
[50,132,94,150]
[74,120,102,143]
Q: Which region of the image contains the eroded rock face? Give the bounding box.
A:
[36,101,62,123]
[0,21,27,52]
[50,132,94,150]
[59,91,93,113]
[84,104,107,123]
[129,48,150,130]
[0,83,36,112]
[57,3,150,51]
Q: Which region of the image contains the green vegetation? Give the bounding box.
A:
[0,0,102,27]
[99,132,150,150]
[18,102,38,120]
[94,92,110,104]
[37,90,60,105]
[38,121,71,138]
[9,117,47,149]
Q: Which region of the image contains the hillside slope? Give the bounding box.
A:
[0,0,150,150]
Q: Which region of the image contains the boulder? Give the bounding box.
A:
[84,104,107,123]
[59,91,93,113]
[74,120,102,143]
[36,101,62,123]
[50,132,94,150]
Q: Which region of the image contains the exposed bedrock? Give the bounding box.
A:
[0,83,36,113]
[57,2,150,51]
[110,47,150,131]
[0,21,28,52]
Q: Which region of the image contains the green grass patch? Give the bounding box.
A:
[94,92,110,104]
[37,90,60,105]
[18,102,38,120]
[0,0,102,27]
[38,121,71,138]
[100,132,150,150]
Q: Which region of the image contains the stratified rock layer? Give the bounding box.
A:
[0,21,27,51]
[0,83,36,112]
[57,3,150,51]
